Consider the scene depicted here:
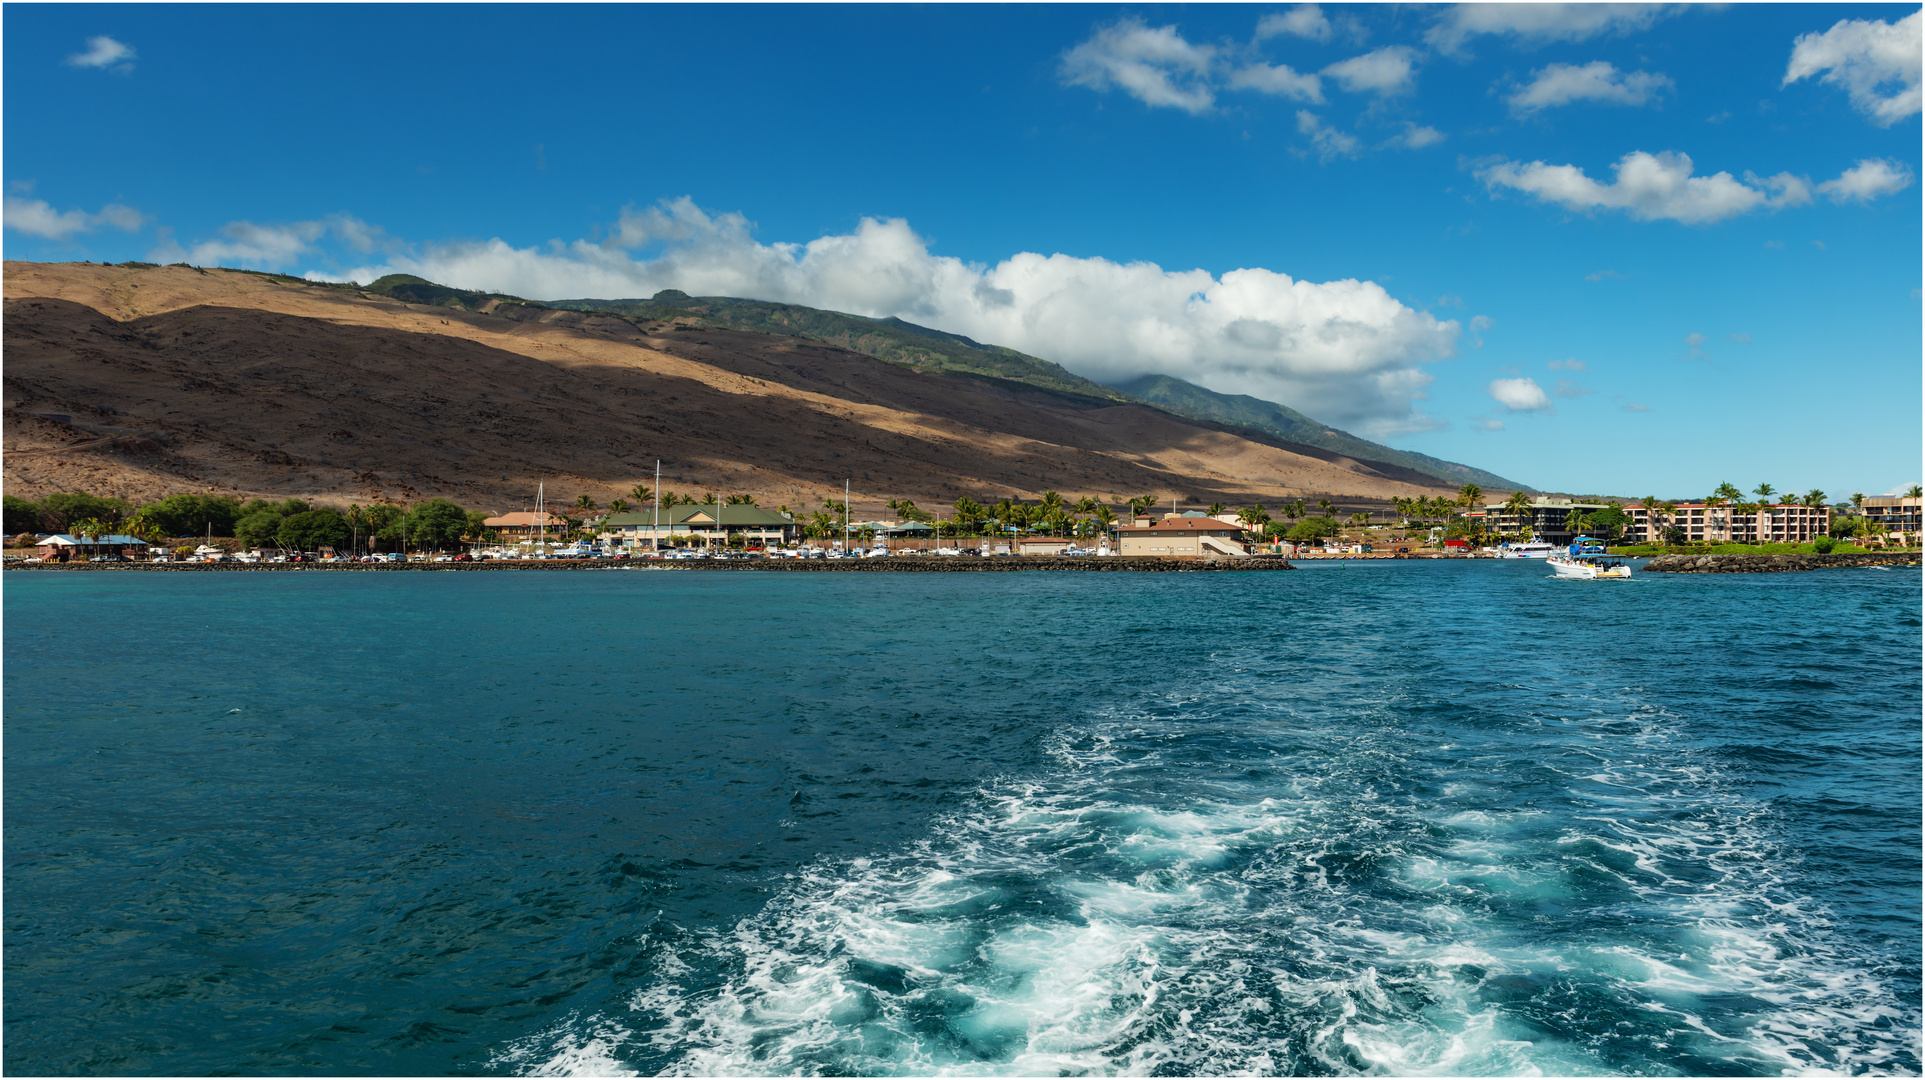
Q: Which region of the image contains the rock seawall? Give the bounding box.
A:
[1643,552,1920,573]
[7,556,1295,574]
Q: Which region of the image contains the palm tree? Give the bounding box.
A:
[1908,485,1923,498]
[1638,495,1662,545]
[1504,491,1535,538]
[1803,489,1826,509]
[630,485,653,503]
[609,498,630,514]
[1207,502,1226,518]
[576,494,596,512]
[70,517,108,558]
[1459,484,1483,520]
[1239,504,1271,537]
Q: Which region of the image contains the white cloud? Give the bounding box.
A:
[1060,19,1217,114]
[1783,12,1922,127]
[1489,377,1552,412]
[1682,331,1710,361]
[1478,150,1811,224]
[1383,122,1446,150]
[1552,378,1594,398]
[1257,6,1332,44]
[66,35,134,71]
[3,196,146,240]
[1816,158,1916,203]
[1622,402,1652,412]
[314,199,1462,436]
[1472,416,1505,432]
[1507,61,1673,113]
[1467,313,1493,347]
[1296,111,1361,162]
[146,213,385,266]
[1427,4,1682,54]
[1322,46,1418,96]
[1547,357,1586,370]
[1226,62,1323,103]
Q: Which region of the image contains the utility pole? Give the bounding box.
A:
[653,460,661,556]
[844,479,851,555]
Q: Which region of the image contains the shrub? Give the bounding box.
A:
[1811,535,1835,554]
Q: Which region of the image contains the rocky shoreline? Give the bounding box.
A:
[6,555,1296,574]
[1642,552,1921,573]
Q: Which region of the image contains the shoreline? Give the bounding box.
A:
[4,555,1297,573]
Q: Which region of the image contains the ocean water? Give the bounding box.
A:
[4,562,1918,1076]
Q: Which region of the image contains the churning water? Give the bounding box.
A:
[5,563,1918,1075]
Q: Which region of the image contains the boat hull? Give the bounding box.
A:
[1548,556,1631,579]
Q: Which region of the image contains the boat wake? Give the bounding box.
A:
[498,691,1918,1076]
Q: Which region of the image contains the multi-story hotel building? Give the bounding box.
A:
[1859,496,1922,541]
[1468,497,1610,544]
[1623,502,1831,544]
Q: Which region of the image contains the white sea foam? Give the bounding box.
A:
[517,690,1916,1076]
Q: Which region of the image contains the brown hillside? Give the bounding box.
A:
[2,262,1462,517]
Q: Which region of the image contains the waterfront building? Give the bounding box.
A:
[1623,502,1830,544]
[597,504,797,550]
[1471,497,1610,544]
[481,511,569,539]
[1859,496,1921,541]
[1016,536,1076,555]
[34,533,150,561]
[1116,518,1248,559]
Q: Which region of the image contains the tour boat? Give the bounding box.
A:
[1547,538,1631,579]
[1496,540,1556,559]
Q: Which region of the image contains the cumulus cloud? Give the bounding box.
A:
[312,199,1461,436]
[1783,12,1922,127]
[1226,61,1323,102]
[1323,46,1418,95]
[66,35,134,71]
[148,213,382,266]
[3,196,147,240]
[1296,111,1361,162]
[1552,378,1594,398]
[1059,19,1217,113]
[1383,122,1446,150]
[1547,357,1586,370]
[1257,6,1333,43]
[1428,3,1682,54]
[1816,158,1915,203]
[1507,61,1673,113]
[1489,377,1553,412]
[1478,150,1811,224]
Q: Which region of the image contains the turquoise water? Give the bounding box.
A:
[4,563,1919,1075]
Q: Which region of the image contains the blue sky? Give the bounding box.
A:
[6,4,1919,498]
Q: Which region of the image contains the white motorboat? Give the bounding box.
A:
[1496,540,1556,559]
[1548,538,1631,579]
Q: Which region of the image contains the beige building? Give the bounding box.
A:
[1016,536,1076,555]
[1859,496,1921,541]
[481,511,569,539]
[1117,517,1248,559]
[1625,502,1830,544]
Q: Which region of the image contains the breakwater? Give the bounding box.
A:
[6,555,1294,573]
[1644,552,1920,573]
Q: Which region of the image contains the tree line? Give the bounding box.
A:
[4,492,502,554]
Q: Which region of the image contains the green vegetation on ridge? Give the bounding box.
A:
[547,291,1136,404]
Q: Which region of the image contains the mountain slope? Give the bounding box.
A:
[1113,374,1527,492]
[546,291,1525,491]
[545,292,1134,404]
[1,261,1470,514]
